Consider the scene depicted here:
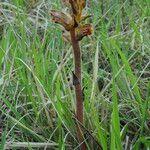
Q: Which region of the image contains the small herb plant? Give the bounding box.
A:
[51,0,92,149]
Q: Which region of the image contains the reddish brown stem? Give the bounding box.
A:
[70,28,86,150]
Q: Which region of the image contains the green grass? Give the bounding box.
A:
[0,0,150,149]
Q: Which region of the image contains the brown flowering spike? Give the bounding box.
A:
[51,10,74,31]
[76,24,93,41]
[51,0,92,149]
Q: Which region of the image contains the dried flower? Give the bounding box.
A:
[69,0,86,24]
[76,24,93,41]
[51,10,74,31]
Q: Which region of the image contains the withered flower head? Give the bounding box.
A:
[50,0,92,41]
[76,24,93,41]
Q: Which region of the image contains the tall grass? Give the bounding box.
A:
[0,0,150,149]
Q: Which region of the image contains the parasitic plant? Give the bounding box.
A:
[51,0,92,149]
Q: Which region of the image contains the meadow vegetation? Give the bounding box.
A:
[0,0,150,149]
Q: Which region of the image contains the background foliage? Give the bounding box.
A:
[0,0,150,149]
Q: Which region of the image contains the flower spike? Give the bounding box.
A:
[50,1,92,149]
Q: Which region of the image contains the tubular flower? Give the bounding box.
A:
[51,10,74,31]
[69,0,86,24]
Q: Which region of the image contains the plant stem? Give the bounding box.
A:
[70,28,86,150]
